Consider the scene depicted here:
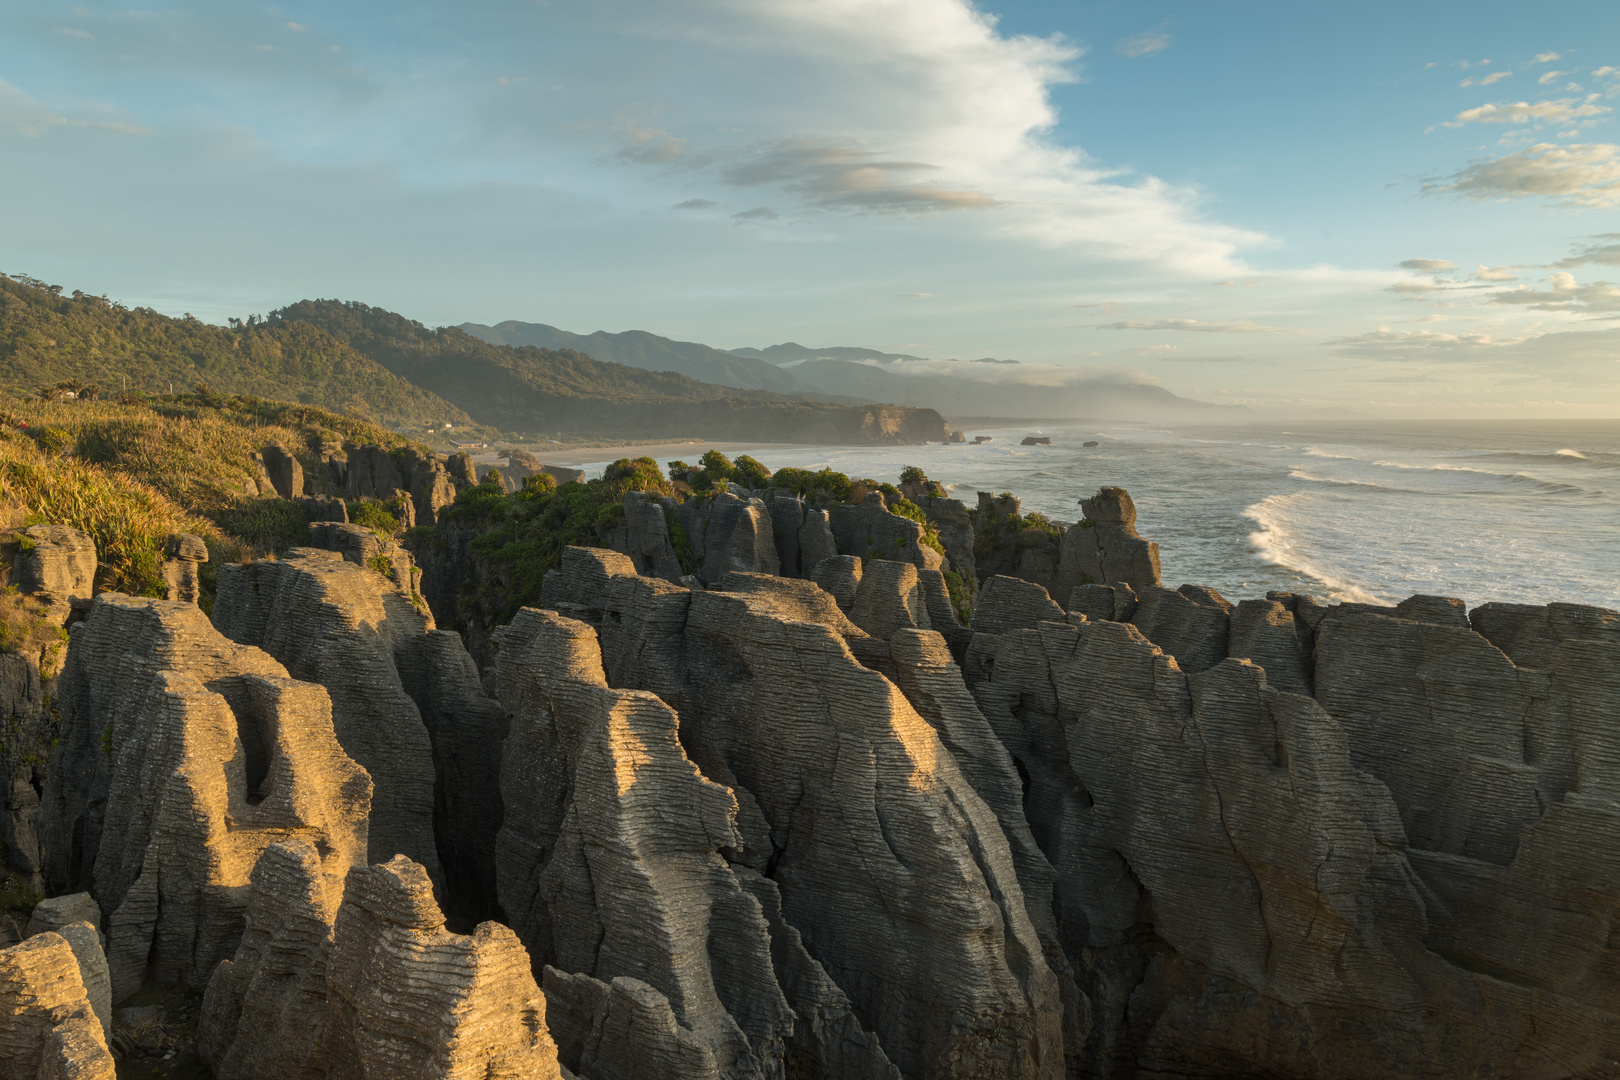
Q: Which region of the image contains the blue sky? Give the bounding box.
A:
[3,0,1619,415]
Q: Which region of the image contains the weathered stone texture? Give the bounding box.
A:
[40,594,370,1001]
[0,932,115,1079]
[211,551,447,893]
[488,608,805,1078]
[544,550,1065,1079]
[325,856,563,1079]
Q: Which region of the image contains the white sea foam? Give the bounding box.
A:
[1242,494,1385,605]
[1557,448,1588,459]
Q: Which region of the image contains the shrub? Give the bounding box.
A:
[699,449,735,483]
[732,454,772,489]
[350,499,400,539]
[899,465,927,485]
[213,495,311,552]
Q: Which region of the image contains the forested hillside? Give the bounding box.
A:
[0,275,471,429]
[275,300,948,444]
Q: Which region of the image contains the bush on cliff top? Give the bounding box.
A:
[435,456,674,630]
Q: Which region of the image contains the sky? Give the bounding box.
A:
[2,0,1619,417]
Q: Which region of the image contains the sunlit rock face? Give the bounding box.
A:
[39,594,371,1003]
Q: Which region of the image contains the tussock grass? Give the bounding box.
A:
[0,394,419,596]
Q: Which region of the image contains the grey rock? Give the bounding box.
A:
[1470,600,1620,668]
[260,443,304,500]
[810,555,862,613]
[1065,582,1137,623]
[1226,598,1312,696]
[1129,584,1231,673]
[1054,487,1161,597]
[40,594,371,1001]
[971,575,1065,635]
[12,525,96,607]
[828,492,944,573]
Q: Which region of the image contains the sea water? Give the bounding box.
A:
[579,420,1620,611]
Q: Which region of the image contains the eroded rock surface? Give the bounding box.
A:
[545,548,1065,1079]
[212,550,480,905]
[0,932,115,1079]
[40,594,371,1001]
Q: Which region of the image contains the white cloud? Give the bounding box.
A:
[1427,142,1620,208]
[1459,71,1510,87]
[1555,233,1620,266]
[1096,317,1285,333]
[1595,67,1619,79]
[612,0,1260,274]
[1489,273,1620,314]
[672,197,716,209]
[55,26,91,39]
[0,78,152,137]
[731,205,779,221]
[1534,52,1561,63]
[1471,265,1518,281]
[1539,70,1572,84]
[1399,258,1456,271]
[1328,326,1523,355]
[286,22,305,32]
[1116,29,1171,58]
[1443,97,1610,127]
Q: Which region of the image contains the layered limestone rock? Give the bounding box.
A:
[40,594,371,1001]
[610,490,685,583]
[0,932,115,1079]
[327,856,563,1079]
[161,532,209,604]
[1054,487,1162,597]
[202,844,564,1080]
[1129,583,1232,674]
[1470,599,1620,668]
[11,524,96,618]
[828,492,944,573]
[199,839,335,1079]
[213,549,505,919]
[963,594,1620,1077]
[671,491,781,585]
[261,442,305,500]
[23,895,109,1036]
[490,605,878,1078]
[344,444,459,526]
[544,548,1066,1079]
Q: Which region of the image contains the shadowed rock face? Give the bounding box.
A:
[0,932,115,1079]
[543,549,1066,1080]
[39,594,371,1002]
[962,575,1620,1078]
[212,549,509,920]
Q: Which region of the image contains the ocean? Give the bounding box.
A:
[576,419,1620,612]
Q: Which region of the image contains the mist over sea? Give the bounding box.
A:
[582,419,1620,610]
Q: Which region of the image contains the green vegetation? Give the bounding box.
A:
[0,274,470,429]
[0,585,71,677]
[350,500,401,540]
[434,457,675,630]
[899,464,927,485]
[0,393,433,598]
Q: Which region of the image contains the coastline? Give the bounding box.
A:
[478,440,820,471]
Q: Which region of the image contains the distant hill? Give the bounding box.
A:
[461,321,813,395]
[0,274,470,429]
[731,341,1244,421]
[276,301,947,444]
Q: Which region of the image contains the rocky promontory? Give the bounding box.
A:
[2,456,1618,1079]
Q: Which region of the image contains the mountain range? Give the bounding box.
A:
[463,320,1243,421]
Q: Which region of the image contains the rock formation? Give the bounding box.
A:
[200,843,564,1080]
[160,532,209,604]
[40,594,371,1001]
[1055,487,1161,596]
[543,548,1066,1079]
[0,932,115,1079]
[212,548,505,919]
